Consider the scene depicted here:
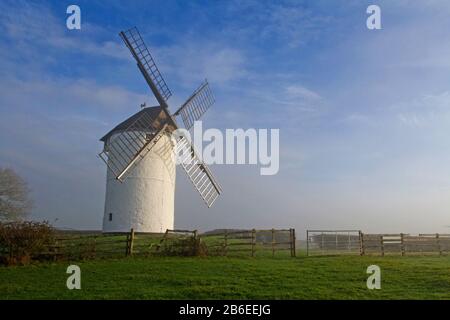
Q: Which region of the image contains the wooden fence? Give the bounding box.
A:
[48,229,169,260]
[38,228,297,260]
[44,228,297,259]
[307,230,450,256]
[361,233,450,256]
[13,227,448,260]
[53,231,131,260]
[153,229,201,256]
[202,228,296,257]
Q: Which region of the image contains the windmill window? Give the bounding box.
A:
[109,213,113,221]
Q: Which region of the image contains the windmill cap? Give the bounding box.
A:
[100,106,163,143]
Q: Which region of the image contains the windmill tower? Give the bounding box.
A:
[99,27,222,233]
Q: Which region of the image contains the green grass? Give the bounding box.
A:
[0,254,449,299]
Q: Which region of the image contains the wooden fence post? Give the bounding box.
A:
[54,239,59,262]
[400,233,405,256]
[436,233,441,256]
[271,228,275,258]
[321,232,324,254]
[359,231,364,256]
[251,229,256,257]
[292,229,296,257]
[126,228,135,256]
[156,229,169,252]
[192,230,198,255]
[347,232,351,252]
[289,229,293,257]
[224,230,228,256]
[306,230,309,257]
[335,232,338,251]
[131,228,135,255]
[380,235,384,257]
[93,236,97,259]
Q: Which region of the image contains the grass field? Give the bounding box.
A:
[1,254,449,299]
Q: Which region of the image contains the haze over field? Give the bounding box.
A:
[1,0,450,236]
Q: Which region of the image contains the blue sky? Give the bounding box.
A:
[1,0,450,235]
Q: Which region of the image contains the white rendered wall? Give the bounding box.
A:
[102,131,176,233]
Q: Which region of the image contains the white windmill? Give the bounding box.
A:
[99,27,222,233]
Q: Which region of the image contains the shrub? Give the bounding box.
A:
[0,221,55,265]
[159,236,208,257]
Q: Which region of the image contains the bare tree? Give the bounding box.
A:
[0,168,33,221]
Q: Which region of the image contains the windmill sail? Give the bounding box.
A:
[174,135,222,207]
[173,80,215,130]
[99,110,169,181]
[120,27,172,108]
[110,26,222,208]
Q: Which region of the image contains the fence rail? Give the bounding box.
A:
[5,226,447,262]
[202,228,296,257]
[362,233,450,256]
[1,227,297,262]
[307,230,450,256]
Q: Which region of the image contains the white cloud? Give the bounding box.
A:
[155,42,247,87]
[0,78,147,114]
[273,84,325,115]
[224,1,334,48]
[285,85,323,102]
[0,0,129,61]
[261,4,332,48]
[392,91,450,128]
[398,113,423,128]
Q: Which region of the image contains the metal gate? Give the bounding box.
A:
[306,230,362,256]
